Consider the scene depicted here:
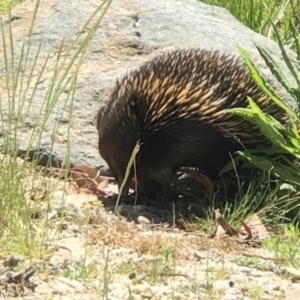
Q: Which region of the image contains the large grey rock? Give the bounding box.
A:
[0,0,298,169]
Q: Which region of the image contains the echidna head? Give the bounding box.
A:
[97,101,139,189]
[97,86,177,199]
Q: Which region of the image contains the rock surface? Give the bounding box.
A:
[0,0,298,169]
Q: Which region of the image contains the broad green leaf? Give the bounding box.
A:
[230,106,289,133]
[237,151,275,171]
[238,46,298,120]
[229,98,298,154]
[247,97,288,147]
[237,151,300,183]
[265,114,290,132]
[227,107,257,123]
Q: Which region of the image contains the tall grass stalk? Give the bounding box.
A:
[0,0,112,257]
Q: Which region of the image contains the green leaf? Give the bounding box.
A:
[265,114,289,132]
[227,107,257,123]
[270,20,300,87]
[289,20,300,63]
[231,96,300,157]
[219,155,243,175]
[115,142,140,212]
[256,45,294,97]
[237,151,274,172]
[230,106,288,134]
[238,46,298,121]
[247,97,287,147]
[237,151,300,184]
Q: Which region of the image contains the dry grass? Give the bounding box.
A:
[0,155,269,273]
[87,209,253,260]
[0,155,279,263]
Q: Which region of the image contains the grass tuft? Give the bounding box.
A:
[0,0,112,258]
[201,0,300,49]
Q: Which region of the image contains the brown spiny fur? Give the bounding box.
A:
[97,48,293,199]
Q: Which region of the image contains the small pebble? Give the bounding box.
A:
[137,216,151,224]
[60,223,68,230]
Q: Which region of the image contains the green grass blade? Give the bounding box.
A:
[270,19,300,87]
[115,142,140,213]
[289,20,300,63]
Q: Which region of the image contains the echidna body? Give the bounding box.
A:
[97,48,291,198]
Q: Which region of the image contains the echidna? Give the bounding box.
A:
[96,48,292,199]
